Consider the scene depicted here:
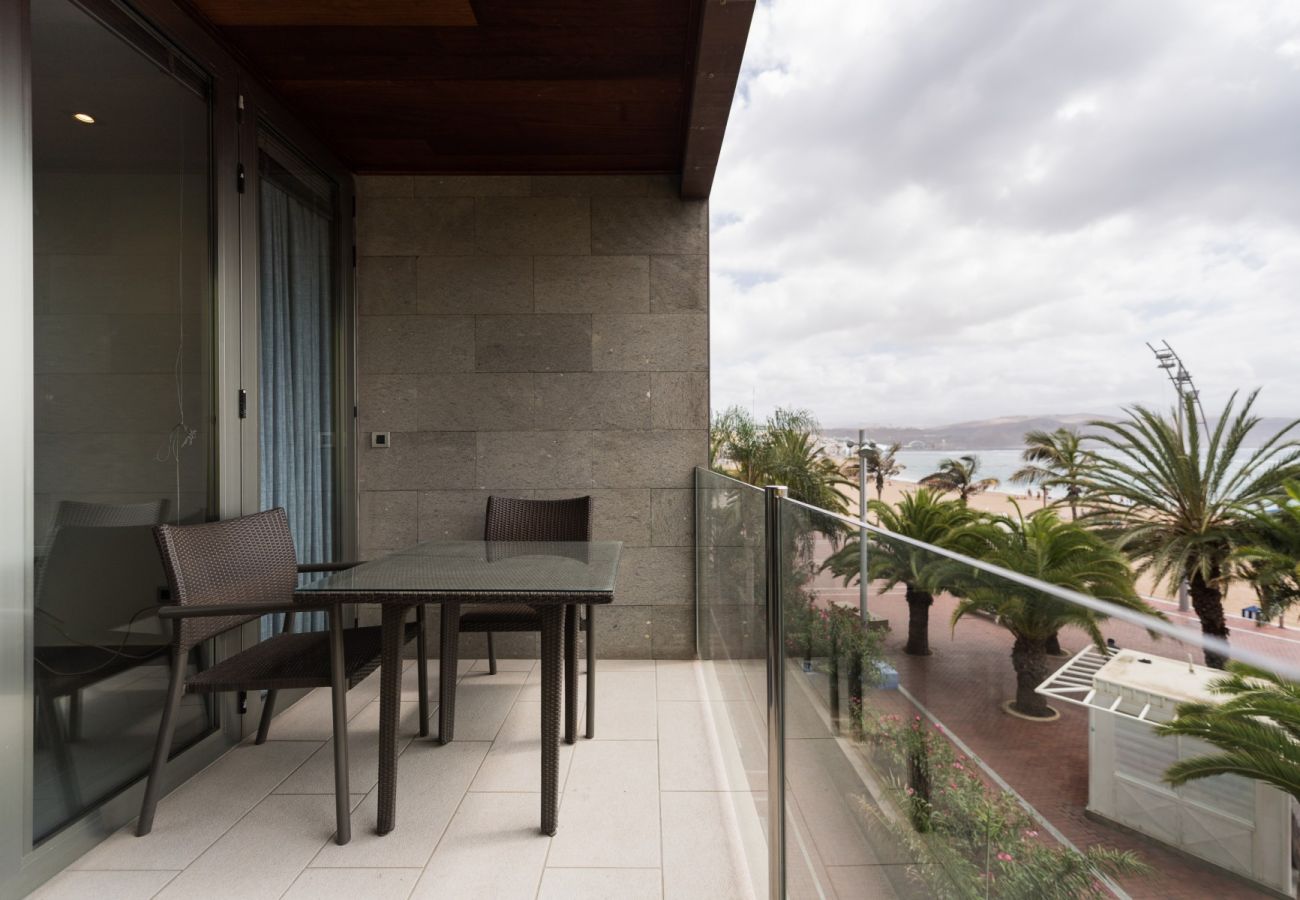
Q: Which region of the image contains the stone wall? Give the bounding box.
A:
[354,174,709,658]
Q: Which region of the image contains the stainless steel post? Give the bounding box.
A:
[764,484,788,900]
[858,429,869,624]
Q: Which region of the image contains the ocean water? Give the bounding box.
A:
[887,448,1261,499]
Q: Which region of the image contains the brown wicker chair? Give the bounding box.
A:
[137,507,427,845]
[445,495,595,744]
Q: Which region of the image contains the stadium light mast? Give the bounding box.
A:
[1146,340,1204,613]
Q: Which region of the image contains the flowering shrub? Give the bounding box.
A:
[860,713,1148,899]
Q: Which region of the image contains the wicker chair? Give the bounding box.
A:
[137,507,427,845]
[447,495,595,744]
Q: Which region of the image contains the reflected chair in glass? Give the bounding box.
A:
[445,495,595,743]
[137,507,427,845]
[33,500,172,817]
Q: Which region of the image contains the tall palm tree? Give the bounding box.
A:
[710,405,764,484]
[822,488,974,655]
[919,454,999,506]
[1083,390,1300,668]
[952,508,1154,718]
[1158,663,1300,802]
[1011,428,1091,518]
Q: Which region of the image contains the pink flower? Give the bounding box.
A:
[996,852,1014,863]
[1023,829,1039,838]
[948,781,957,789]
[905,787,915,796]
[952,762,964,771]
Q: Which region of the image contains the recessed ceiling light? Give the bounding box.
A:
[72,112,95,124]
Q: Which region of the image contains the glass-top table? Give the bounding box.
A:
[296,540,622,837]
[297,541,621,597]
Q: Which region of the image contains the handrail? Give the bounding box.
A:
[782,496,1300,683]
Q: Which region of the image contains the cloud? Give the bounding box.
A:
[711,0,1300,427]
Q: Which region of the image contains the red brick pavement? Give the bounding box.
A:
[808,557,1291,899]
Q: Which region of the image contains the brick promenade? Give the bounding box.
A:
[809,554,1292,899]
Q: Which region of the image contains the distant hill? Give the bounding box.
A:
[823,414,1298,450]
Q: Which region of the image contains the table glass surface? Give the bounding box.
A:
[296,541,622,595]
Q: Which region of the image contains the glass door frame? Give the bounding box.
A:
[0,1,355,895]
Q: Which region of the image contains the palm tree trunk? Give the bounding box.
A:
[1189,568,1230,669]
[1010,635,1052,717]
[904,585,933,656]
[1045,631,1062,656]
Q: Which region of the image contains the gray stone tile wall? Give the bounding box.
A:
[355,174,709,659]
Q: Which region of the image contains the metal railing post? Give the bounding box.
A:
[764,484,788,900]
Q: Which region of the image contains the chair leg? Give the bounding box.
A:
[137,654,186,837]
[439,602,460,744]
[328,609,351,845]
[486,631,498,675]
[253,608,299,745]
[585,603,595,739]
[416,605,430,737]
[564,605,577,745]
[254,690,279,745]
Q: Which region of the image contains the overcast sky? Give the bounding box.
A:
[709,0,1300,428]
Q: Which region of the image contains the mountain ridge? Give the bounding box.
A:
[822,413,1298,450]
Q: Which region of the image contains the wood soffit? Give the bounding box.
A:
[182,0,754,197]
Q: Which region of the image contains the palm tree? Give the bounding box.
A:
[762,425,852,516]
[1083,391,1300,667]
[1158,663,1300,802]
[710,405,764,484]
[919,454,999,506]
[1011,428,1091,519]
[862,442,905,501]
[822,489,974,655]
[952,508,1154,718]
[1234,482,1300,625]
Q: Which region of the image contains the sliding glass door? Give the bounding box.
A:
[29,0,218,843]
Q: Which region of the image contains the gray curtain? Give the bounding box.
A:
[258,168,334,637]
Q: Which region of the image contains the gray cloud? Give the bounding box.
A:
[711,0,1300,427]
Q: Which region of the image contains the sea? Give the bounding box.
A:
[886,448,1262,500]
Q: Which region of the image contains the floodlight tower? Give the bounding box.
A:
[1146,340,1208,435]
[1147,340,1205,612]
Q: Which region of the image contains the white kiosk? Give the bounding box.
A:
[1038,647,1296,897]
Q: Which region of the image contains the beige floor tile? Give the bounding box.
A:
[656,660,705,701]
[594,659,657,672]
[311,740,489,869]
[282,867,421,899]
[587,671,657,740]
[29,870,179,899]
[275,700,421,795]
[547,741,660,868]
[662,792,763,900]
[470,701,575,793]
[658,701,752,792]
[469,657,536,673]
[411,792,551,900]
[71,741,320,871]
[444,670,528,741]
[155,793,364,900]
[537,867,662,900]
[266,677,387,742]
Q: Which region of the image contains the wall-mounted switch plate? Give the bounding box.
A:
[371,431,391,448]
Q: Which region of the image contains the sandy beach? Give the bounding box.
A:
[844,478,1280,625]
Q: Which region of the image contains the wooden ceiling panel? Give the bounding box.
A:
[192,0,477,27]
[184,0,752,189]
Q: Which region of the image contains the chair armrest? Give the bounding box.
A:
[297,561,362,574]
[157,600,334,620]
